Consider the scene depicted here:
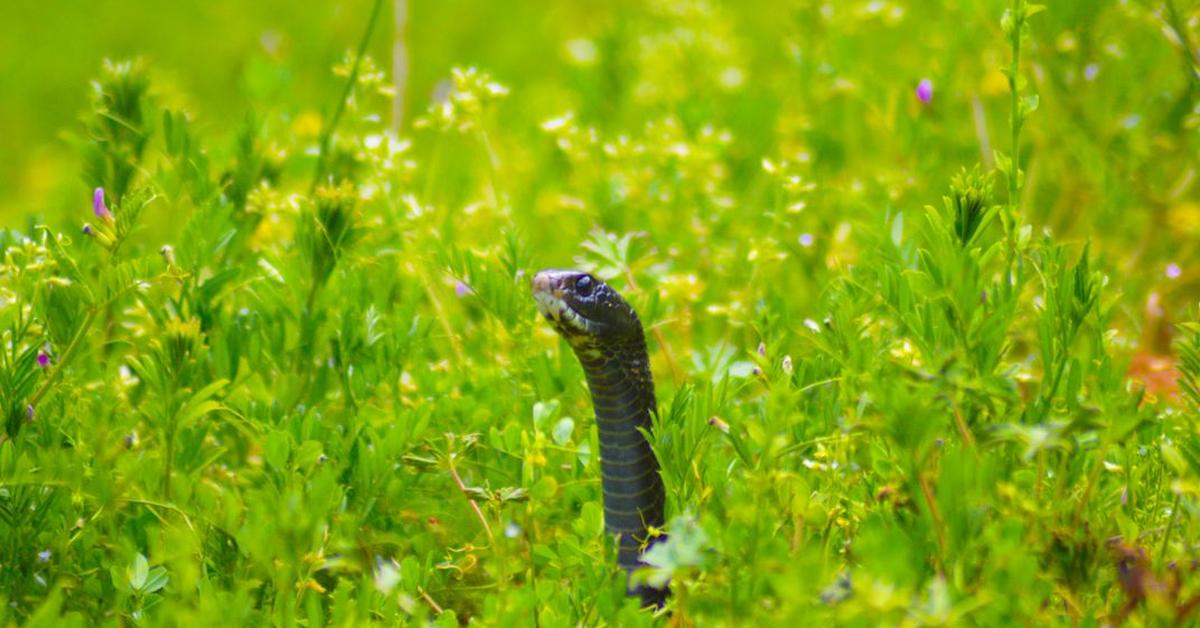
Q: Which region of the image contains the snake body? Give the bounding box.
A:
[532,269,668,608]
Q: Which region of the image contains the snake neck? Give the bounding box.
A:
[577,337,656,434]
[573,332,666,591]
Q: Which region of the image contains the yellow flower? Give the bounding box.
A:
[981,69,1009,97]
[249,212,291,250]
[292,111,323,139]
[1167,202,1200,235]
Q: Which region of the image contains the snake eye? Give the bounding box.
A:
[575,275,594,297]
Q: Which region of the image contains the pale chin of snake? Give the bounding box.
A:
[533,291,591,334]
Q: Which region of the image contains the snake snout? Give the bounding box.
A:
[532,270,568,323]
[531,270,553,294]
[532,269,595,334]
[532,269,575,297]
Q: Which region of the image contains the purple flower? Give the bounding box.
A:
[37,352,50,368]
[916,79,933,104]
[26,405,34,422]
[454,281,472,298]
[37,549,51,563]
[82,223,94,236]
[93,188,113,220]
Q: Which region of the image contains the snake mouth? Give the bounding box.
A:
[532,284,592,334]
[532,270,595,335]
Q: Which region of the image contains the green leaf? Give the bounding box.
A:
[1021,94,1039,116]
[994,151,1012,177]
[532,399,560,431]
[398,556,423,592]
[294,440,326,468]
[177,378,227,425]
[1065,358,1082,412]
[129,553,149,591]
[143,567,169,594]
[531,475,558,501]
[552,416,575,445]
[264,430,291,472]
[110,565,130,594]
[573,501,604,538]
[1000,9,1015,35]
[1024,4,1047,18]
[635,515,711,589]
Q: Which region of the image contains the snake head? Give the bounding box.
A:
[532,269,642,346]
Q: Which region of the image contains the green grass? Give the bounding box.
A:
[2,0,1200,625]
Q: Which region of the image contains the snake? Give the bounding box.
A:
[531,269,669,608]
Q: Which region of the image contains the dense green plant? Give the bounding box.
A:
[1,0,1199,625]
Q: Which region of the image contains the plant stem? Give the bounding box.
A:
[1035,351,1069,422]
[1072,442,1108,526]
[477,127,505,210]
[446,450,494,542]
[418,587,444,615]
[1008,0,1021,219]
[311,0,386,192]
[623,269,682,385]
[391,0,409,133]
[163,413,175,501]
[1163,0,1200,89]
[28,309,98,409]
[1036,448,1046,501]
[421,270,465,364]
[952,400,975,448]
[1160,491,1181,563]
[1036,313,1088,422]
[917,467,948,573]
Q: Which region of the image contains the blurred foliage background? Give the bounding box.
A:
[2,0,1200,625]
[6,0,1198,277]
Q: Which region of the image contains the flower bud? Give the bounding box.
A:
[916,79,933,104]
[93,187,113,221]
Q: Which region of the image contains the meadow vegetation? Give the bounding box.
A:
[2,0,1200,625]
